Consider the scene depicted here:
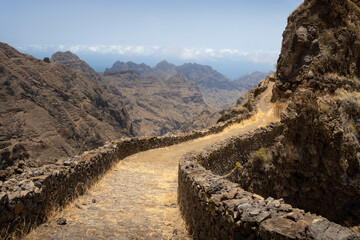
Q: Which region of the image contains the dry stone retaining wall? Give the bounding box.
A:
[0,135,195,237]
[178,125,360,240]
[0,111,254,238]
[198,123,284,176]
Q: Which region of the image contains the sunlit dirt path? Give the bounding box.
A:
[25,82,279,240]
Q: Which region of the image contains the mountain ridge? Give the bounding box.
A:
[104,60,270,109]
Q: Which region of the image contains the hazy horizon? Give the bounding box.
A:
[1,0,303,79]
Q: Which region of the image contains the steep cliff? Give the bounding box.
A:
[274,0,360,97]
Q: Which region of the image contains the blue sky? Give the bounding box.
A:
[1,0,303,78]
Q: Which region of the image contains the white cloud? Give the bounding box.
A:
[69,45,83,53]
[88,46,99,52]
[16,44,279,65]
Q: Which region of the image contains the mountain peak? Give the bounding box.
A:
[51,51,82,63]
[0,42,23,59]
[152,60,177,79]
[105,60,152,75]
[50,51,99,81]
[154,60,174,68]
[158,59,169,64]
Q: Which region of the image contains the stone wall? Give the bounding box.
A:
[0,110,254,238]
[198,123,283,176]
[178,126,360,239]
[0,136,189,237]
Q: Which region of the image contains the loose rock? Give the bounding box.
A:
[57,217,67,225]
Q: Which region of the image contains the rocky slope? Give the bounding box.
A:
[223,0,360,229]
[101,70,209,136]
[50,51,100,82]
[0,43,134,181]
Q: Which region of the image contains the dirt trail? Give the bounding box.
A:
[25,82,279,240]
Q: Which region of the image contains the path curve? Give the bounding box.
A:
[25,82,279,240]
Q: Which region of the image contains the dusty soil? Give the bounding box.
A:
[24,82,279,240]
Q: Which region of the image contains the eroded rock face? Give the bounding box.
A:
[275,0,360,96]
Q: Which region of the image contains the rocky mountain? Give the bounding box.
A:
[0,43,134,181]
[50,51,100,82]
[152,60,177,79]
[101,71,209,136]
[175,63,247,109]
[105,60,267,110]
[103,60,272,132]
[223,0,360,229]
[104,61,153,76]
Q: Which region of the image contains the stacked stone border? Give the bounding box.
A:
[178,124,360,240]
[0,110,254,239]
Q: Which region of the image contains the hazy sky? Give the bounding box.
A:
[1,0,303,78]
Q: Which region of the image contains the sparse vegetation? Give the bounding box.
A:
[249,147,271,169]
[319,102,330,113]
[349,124,356,133]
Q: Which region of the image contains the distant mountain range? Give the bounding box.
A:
[104,60,270,109]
